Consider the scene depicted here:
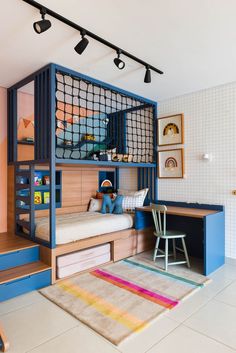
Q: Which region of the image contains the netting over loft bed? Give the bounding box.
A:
[55,70,155,164]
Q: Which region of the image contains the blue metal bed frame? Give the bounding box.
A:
[8,63,158,250]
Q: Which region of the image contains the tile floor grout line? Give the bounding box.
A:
[142,322,182,353]
[181,323,236,351]
[209,279,235,298]
[25,324,81,353]
[0,297,46,318]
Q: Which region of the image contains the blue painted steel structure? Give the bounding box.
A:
[8,63,158,250]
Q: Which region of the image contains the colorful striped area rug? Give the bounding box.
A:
[40,253,210,345]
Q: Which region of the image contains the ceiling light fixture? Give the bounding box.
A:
[114,50,125,70]
[144,66,151,83]
[33,7,51,34]
[74,30,89,55]
[24,0,163,82]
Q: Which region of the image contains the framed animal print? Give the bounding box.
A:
[158,114,184,146]
[158,148,184,178]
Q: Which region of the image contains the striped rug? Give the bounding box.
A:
[40,253,210,345]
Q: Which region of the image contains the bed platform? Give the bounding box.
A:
[4,63,158,295]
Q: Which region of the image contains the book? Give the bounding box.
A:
[34,192,42,204]
[44,192,50,204]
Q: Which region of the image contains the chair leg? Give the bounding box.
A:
[153,237,160,261]
[164,239,168,271]
[182,238,190,268]
[172,239,176,260]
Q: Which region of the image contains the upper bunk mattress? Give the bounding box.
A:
[34,211,134,245]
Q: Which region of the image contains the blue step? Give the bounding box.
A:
[0,262,51,302]
[0,246,40,271]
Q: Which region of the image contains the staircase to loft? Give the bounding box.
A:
[0,233,51,302]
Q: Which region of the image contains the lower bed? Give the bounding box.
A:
[34,211,134,245]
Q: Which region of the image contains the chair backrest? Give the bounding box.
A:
[150,204,167,236]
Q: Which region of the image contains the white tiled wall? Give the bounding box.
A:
[119,168,138,190]
[158,82,236,259]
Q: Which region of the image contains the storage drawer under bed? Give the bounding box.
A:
[56,243,111,279]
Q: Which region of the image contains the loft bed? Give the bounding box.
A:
[7,63,158,283]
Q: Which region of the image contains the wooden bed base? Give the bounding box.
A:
[40,227,155,284]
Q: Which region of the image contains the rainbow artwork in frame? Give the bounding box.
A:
[158,149,184,178]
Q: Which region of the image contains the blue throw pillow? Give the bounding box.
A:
[101,194,113,214]
[101,195,124,214]
[113,195,124,214]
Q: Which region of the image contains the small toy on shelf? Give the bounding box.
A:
[43,175,50,185]
[81,134,96,141]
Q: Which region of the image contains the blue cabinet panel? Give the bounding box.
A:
[204,211,225,275]
[0,270,51,302]
[0,247,40,271]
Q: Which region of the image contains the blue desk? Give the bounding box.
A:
[135,201,225,275]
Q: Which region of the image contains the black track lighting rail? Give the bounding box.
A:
[22,0,163,75]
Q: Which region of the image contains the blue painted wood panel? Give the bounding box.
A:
[0,270,51,302]
[0,247,39,271]
[204,211,225,275]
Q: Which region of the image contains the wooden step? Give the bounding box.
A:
[0,261,51,285]
[0,233,38,255]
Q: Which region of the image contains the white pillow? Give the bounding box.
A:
[88,198,103,212]
[118,188,148,205]
[122,195,145,212]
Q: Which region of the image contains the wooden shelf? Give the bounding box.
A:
[0,233,38,255]
[17,140,34,145]
[0,261,51,285]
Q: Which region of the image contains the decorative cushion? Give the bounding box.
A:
[118,188,149,209]
[122,195,144,212]
[101,195,113,214]
[101,195,124,214]
[88,198,103,212]
[113,195,124,214]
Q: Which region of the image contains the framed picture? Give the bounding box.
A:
[158,149,184,178]
[158,113,184,146]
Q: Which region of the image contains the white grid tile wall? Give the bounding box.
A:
[158,82,236,259]
[119,168,138,191]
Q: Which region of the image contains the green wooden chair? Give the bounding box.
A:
[151,204,190,271]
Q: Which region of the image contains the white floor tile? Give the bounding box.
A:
[1,299,78,353]
[147,325,235,353]
[119,316,179,353]
[0,292,45,316]
[184,299,236,350]
[27,325,119,353]
[210,264,236,281]
[214,280,236,307]
[200,274,233,298]
[166,289,210,323]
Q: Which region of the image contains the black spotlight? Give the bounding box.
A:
[144,66,151,83]
[74,31,89,55]
[114,50,125,70]
[33,8,51,34]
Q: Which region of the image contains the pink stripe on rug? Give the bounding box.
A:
[92,269,178,308]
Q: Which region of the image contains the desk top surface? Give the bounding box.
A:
[136,206,220,218]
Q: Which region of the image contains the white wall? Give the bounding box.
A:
[158,82,236,259]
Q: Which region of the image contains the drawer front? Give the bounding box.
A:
[0,247,40,271]
[0,270,51,302]
[137,228,156,253]
[57,243,111,267]
[57,253,111,279]
[113,235,137,262]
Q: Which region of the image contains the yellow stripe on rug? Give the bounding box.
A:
[57,280,148,333]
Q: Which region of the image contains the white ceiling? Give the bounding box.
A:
[1,0,236,101]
